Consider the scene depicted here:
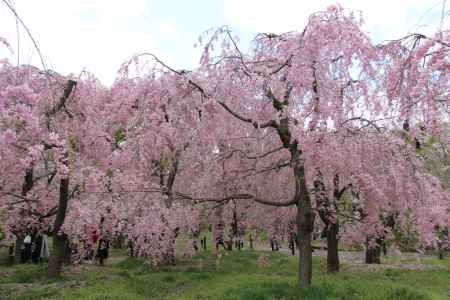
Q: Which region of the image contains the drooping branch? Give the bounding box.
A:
[224,28,252,77]
[217,101,278,129]
[342,117,382,133]
[221,146,284,161]
[175,192,296,207]
[47,80,77,117]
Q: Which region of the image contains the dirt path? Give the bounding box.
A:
[259,245,448,271]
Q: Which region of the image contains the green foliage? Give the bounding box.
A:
[113,127,126,146]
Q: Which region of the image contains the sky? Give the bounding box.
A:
[0,0,448,85]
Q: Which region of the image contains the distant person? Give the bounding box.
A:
[96,238,110,265]
[40,234,50,261]
[31,233,43,264]
[21,233,32,263]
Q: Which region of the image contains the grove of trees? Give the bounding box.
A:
[0,4,449,288]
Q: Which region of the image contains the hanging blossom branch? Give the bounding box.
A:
[220,146,285,161]
[172,191,297,207]
[216,101,278,129]
[124,52,280,130]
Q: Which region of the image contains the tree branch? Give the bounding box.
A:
[217,101,277,129]
[175,192,296,207]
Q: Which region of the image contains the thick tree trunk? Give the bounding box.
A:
[295,159,314,288]
[49,234,69,272]
[297,213,312,288]
[48,177,70,277]
[365,237,381,264]
[14,233,24,264]
[326,222,339,273]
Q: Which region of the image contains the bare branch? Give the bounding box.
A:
[217,101,277,129]
[341,117,382,133]
[175,192,296,207]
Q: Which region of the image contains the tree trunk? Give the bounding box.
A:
[49,234,69,272]
[297,213,312,288]
[48,177,70,277]
[287,149,314,288]
[437,241,444,260]
[295,160,314,288]
[365,237,381,264]
[326,222,339,273]
[14,233,24,264]
[382,242,387,256]
[7,243,14,265]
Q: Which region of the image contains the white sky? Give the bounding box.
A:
[0,0,448,85]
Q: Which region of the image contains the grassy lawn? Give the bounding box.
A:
[0,247,449,300]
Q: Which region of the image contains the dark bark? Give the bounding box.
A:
[14,233,24,264]
[63,238,71,264]
[8,243,15,265]
[47,177,70,277]
[293,150,314,288]
[127,240,135,257]
[382,242,387,256]
[437,241,445,260]
[326,222,340,273]
[45,80,76,276]
[226,240,233,251]
[22,168,34,195]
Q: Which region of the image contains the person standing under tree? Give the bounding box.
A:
[31,232,43,264]
[21,232,32,263]
[95,215,111,266]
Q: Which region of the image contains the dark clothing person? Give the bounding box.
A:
[21,235,32,263]
[96,239,110,265]
[31,235,43,263]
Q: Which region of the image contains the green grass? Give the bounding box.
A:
[0,248,449,300]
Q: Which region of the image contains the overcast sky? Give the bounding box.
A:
[0,0,447,85]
